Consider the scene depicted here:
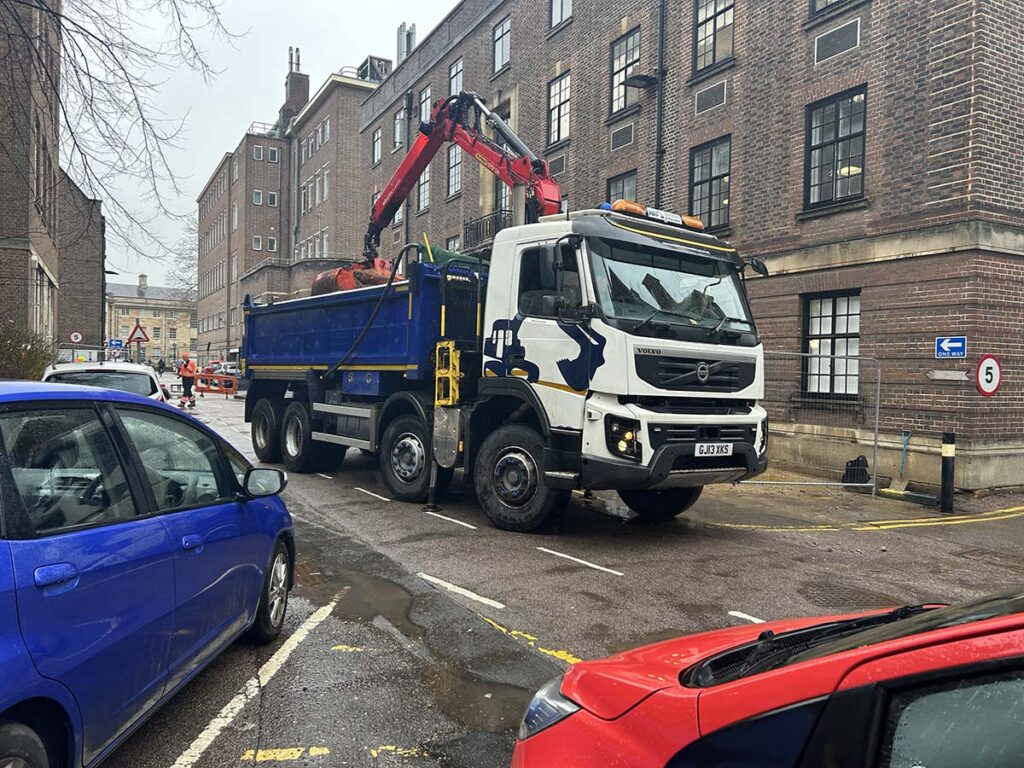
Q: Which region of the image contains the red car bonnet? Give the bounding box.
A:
[561,613,876,720]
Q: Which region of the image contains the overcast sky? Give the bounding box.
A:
[108,0,454,286]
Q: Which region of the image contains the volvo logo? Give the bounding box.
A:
[695,361,712,384]
[637,347,662,355]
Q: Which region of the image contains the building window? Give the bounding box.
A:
[547,72,571,145]
[805,87,866,209]
[690,135,731,230]
[607,170,637,203]
[268,147,279,163]
[394,109,404,148]
[323,166,329,201]
[268,237,277,252]
[169,327,177,340]
[314,171,322,206]
[811,0,850,14]
[417,166,430,212]
[120,325,130,336]
[231,159,238,182]
[266,191,277,208]
[372,128,382,164]
[300,142,306,164]
[551,0,571,27]
[322,227,329,259]
[253,145,263,161]
[610,28,640,114]
[153,326,161,340]
[803,291,861,396]
[231,202,238,230]
[694,0,735,72]
[252,235,262,251]
[323,117,330,142]
[253,190,263,206]
[120,307,130,316]
[449,58,463,95]
[419,86,432,124]
[394,200,404,225]
[447,145,461,197]
[493,16,511,72]
[300,183,308,214]
[152,309,161,318]
[446,235,461,251]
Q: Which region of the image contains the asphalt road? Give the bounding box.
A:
[108,390,1024,768]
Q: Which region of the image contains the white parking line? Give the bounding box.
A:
[316,473,333,480]
[424,511,477,530]
[728,610,766,624]
[417,572,505,609]
[536,547,624,576]
[355,487,390,502]
[170,598,338,768]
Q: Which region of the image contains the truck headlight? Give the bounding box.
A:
[606,416,642,461]
[759,417,769,454]
[518,676,580,741]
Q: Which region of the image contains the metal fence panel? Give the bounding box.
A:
[748,351,881,493]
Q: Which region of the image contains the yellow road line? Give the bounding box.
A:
[705,504,1024,534]
[479,615,583,665]
[370,745,424,758]
[331,643,371,652]
[241,747,331,761]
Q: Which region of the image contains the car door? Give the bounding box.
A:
[0,402,175,765]
[112,405,264,690]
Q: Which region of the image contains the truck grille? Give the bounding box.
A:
[635,354,756,393]
[649,424,755,451]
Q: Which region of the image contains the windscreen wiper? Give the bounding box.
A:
[709,315,757,336]
[633,308,672,337]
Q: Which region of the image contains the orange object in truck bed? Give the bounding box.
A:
[311,259,392,296]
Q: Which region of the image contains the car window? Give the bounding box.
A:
[879,671,1024,768]
[0,408,139,533]
[224,443,251,489]
[46,370,158,396]
[118,409,227,511]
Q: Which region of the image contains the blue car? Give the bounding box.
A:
[0,382,294,768]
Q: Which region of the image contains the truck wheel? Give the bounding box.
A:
[474,425,568,532]
[252,398,284,463]
[280,402,321,474]
[618,486,703,524]
[0,720,49,768]
[380,414,433,502]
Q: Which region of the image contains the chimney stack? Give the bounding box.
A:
[397,22,417,64]
[288,46,293,72]
[280,44,310,127]
[138,273,148,291]
[295,47,301,72]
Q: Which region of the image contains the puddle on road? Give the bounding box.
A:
[424,662,532,733]
[331,568,425,639]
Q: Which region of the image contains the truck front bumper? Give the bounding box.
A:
[580,442,768,491]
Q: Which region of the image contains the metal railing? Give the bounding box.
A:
[247,121,280,138]
[463,209,512,249]
[749,351,881,494]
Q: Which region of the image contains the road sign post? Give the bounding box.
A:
[975,355,1002,397]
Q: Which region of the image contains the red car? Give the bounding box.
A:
[512,590,1024,767]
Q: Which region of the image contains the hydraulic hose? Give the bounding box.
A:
[325,243,419,380]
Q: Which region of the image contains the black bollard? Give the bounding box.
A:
[940,432,955,514]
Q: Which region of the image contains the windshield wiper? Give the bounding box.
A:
[709,315,757,336]
[632,308,672,337]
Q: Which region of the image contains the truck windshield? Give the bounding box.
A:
[588,237,753,334]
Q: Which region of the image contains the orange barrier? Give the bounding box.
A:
[194,373,238,397]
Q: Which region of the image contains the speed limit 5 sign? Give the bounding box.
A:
[976,355,1002,397]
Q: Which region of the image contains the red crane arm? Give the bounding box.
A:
[364,93,562,256]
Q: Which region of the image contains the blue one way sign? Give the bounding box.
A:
[935,336,967,359]
[108,338,123,349]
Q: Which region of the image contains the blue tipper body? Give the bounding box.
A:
[241,262,447,387]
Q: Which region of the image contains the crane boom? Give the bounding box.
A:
[364,92,562,257]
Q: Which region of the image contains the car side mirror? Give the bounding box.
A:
[244,467,287,498]
[747,257,770,278]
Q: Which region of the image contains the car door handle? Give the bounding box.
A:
[181,534,204,553]
[34,563,79,588]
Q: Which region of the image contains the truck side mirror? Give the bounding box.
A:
[747,258,770,278]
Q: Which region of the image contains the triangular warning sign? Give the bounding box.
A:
[126,323,149,343]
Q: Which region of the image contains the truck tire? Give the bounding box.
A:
[281,401,345,473]
[474,425,569,532]
[252,398,285,463]
[618,486,703,523]
[379,414,454,503]
[0,720,49,768]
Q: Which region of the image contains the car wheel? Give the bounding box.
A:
[618,486,703,523]
[280,402,336,474]
[0,720,50,768]
[379,415,433,503]
[474,425,569,532]
[252,398,285,463]
[244,539,290,645]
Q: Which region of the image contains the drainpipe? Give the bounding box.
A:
[404,90,414,250]
[653,0,667,208]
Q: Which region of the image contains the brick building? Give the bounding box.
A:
[203,0,1023,488]
[0,0,63,337]
[196,49,380,361]
[57,169,106,348]
[106,274,197,364]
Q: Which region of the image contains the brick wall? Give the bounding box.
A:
[57,169,105,346]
